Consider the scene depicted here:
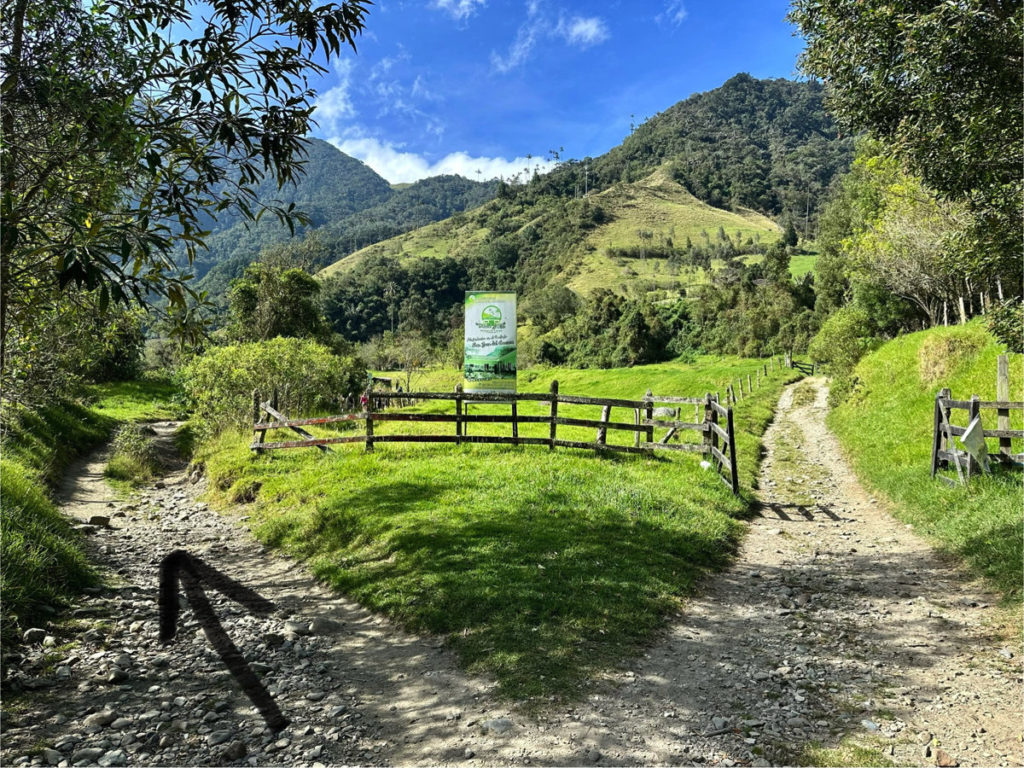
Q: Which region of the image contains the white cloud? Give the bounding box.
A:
[491,2,609,73]
[432,0,486,21]
[328,136,555,185]
[556,16,609,47]
[314,59,356,132]
[657,1,687,27]
[490,20,543,73]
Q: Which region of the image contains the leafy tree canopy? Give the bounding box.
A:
[0,0,371,390]
[789,0,1023,283]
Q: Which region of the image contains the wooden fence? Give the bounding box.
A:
[251,382,741,494]
[930,382,1024,485]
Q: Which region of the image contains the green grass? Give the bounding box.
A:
[795,737,898,767]
[0,378,183,651]
[1,399,114,487]
[788,248,819,280]
[202,356,798,701]
[829,322,1023,602]
[0,459,99,650]
[84,378,182,422]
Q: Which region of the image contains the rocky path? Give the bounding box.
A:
[2,382,1021,767]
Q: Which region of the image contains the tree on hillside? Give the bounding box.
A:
[0,0,372,396]
[228,262,329,344]
[817,144,965,330]
[789,0,1023,289]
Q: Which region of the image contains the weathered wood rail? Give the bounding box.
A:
[251,382,740,494]
[931,383,1024,485]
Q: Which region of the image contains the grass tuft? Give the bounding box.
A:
[103,423,162,486]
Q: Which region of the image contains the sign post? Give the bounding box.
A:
[464,291,516,395]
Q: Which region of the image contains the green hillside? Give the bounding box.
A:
[189,138,394,282]
[829,323,1023,601]
[319,166,782,299]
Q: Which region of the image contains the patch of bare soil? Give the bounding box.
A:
[3,383,1021,767]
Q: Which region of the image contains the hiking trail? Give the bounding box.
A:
[2,379,1020,767]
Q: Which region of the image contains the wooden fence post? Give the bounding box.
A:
[596,404,611,445]
[747,374,752,394]
[997,354,1011,460]
[549,380,559,450]
[644,389,654,447]
[702,393,713,457]
[252,389,267,451]
[511,399,519,446]
[454,383,463,446]
[710,394,721,470]
[365,387,375,453]
[930,389,944,477]
[726,405,739,494]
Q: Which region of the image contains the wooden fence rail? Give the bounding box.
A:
[251,382,741,494]
[930,385,1024,485]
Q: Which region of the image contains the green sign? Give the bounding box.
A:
[464,291,516,394]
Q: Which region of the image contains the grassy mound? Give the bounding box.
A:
[0,460,99,648]
[202,356,798,700]
[829,323,1023,601]
[0,379,182,649]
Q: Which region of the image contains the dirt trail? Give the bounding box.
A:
[3,380,1021,767]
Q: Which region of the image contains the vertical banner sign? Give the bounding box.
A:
[464,292,517,394]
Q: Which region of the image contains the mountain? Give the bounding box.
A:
[188,139,393,280]
[183,139,498,302]
[320,165,782,297]
[313,75,855,350]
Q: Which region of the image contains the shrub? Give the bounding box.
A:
[104,424,161,485]
[808,306,880,407]
[808,306,878,376]
[917,327,987,386]
[179,338,366,436]
[987,298,1024,354]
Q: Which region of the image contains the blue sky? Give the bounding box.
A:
[315,0,806,183]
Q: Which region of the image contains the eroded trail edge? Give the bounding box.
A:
[2,383,1021,767]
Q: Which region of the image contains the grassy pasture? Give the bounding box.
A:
[203,356,798,700]
[829,323,1023,602]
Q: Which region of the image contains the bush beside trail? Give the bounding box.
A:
[179,338,366,437]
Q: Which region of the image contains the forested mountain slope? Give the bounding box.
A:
[319,75,851,299]
[184,140,498,301]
